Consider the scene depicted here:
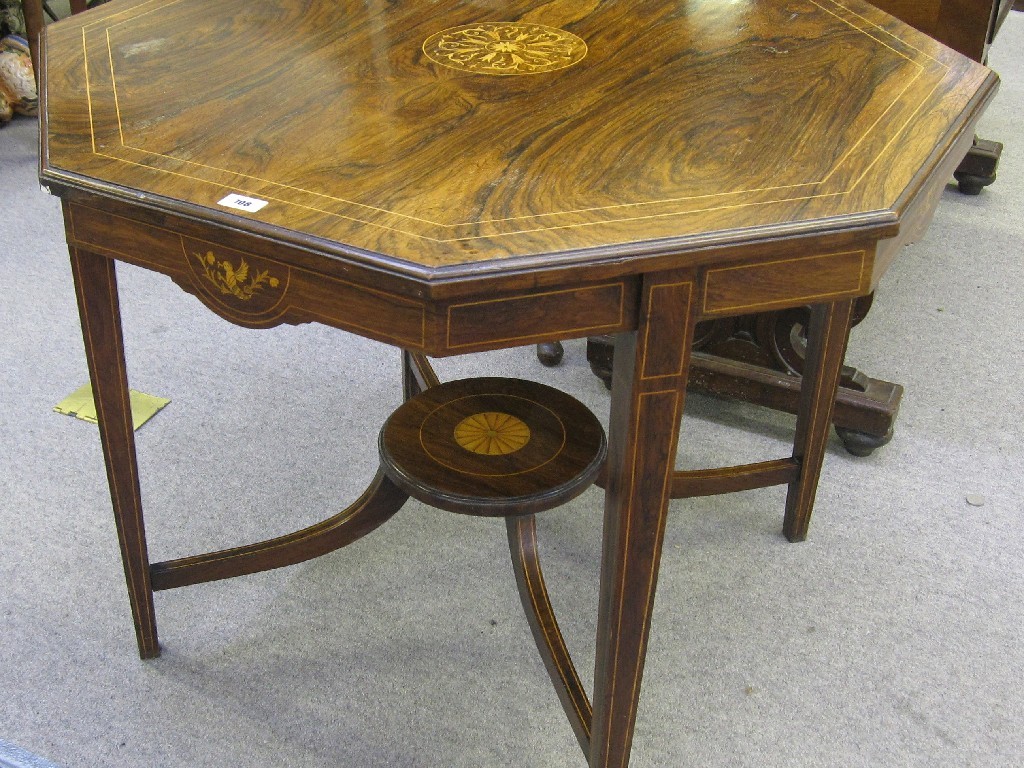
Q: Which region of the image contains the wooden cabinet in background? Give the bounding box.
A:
[872,0,1014,61]
[872,0,1012,193]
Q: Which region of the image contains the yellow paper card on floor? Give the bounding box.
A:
[54,383,170,431]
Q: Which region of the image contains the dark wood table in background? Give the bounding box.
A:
[872,0,1013,194]
[39,0,996,765]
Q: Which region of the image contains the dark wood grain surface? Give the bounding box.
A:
[42,0,996,273]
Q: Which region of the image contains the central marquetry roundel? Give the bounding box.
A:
[422,22,587,75]
[454,412,531,455]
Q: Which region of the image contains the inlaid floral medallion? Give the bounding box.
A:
[193,250,281,301]
[423,22,587,76]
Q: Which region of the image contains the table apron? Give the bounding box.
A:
[65,202,877,357]
[64,202,642,355]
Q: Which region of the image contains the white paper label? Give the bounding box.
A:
[217,193,268,212]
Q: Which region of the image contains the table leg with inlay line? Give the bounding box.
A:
[66,242,412,660]
[69,246,160,659]
[590,270,697,768]
[589,284,856,766]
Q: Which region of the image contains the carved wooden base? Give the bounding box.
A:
[954,136,1003,195]
[584,336,900,457]
[550,293,900,458]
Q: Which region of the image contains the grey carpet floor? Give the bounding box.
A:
[1,13,1022,768]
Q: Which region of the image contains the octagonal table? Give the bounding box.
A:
[39,0,996,764]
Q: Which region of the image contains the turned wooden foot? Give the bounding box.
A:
[954,137,1002,195]
[536,341,565,367]
[836,427,893,457]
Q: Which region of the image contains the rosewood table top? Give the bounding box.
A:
[38,0,997,765]
[42,0,995,278]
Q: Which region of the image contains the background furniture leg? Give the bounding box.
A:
[22,0,43,82]
[954,136,1003,194]
[536,341,564,367]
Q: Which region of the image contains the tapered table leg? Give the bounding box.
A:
[69,246,159,659]
[783,299,856,542]
[590,272,696,768]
